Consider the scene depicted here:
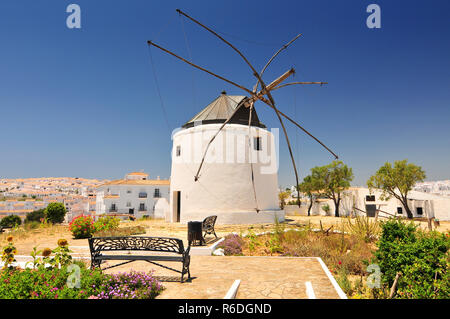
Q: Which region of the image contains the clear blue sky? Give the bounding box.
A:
[0,0,449,187]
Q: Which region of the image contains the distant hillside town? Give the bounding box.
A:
[0,177,107,221]
[413,180,450,197]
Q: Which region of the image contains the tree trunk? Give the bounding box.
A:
[308,195,313,217]
[334,198,340,217]
[401,198,413,219]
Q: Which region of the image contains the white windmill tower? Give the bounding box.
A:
[169,91,282,224]
[148,9,338,224]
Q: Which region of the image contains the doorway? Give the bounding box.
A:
[173,191,181,222]
[129,208,134,215]
[365,204,376,217]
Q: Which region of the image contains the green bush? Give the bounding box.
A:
[374,219,449,298]
[93,216,120,233]
[69,215,95,239]
[25,209,46,223]
[45,203,66,224]
[0,215,22,228]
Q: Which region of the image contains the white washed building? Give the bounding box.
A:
[96,172,170,219]
[288,187,450,221]
[169,92,283,224]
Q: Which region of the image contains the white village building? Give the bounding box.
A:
[286,186,450,221]
[168,92,284,224]
[96,172,170,219]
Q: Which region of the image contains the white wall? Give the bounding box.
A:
[169,124,282,224]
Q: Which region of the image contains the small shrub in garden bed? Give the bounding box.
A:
[93,216,120,233]
[69,215,95,239]
[96,271,164,299]
[217,233,244,255]
[0,215,21,228]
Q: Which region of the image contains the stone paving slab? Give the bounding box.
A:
[103,256,342,299]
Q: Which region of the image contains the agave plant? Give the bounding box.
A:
[346,215,380,243]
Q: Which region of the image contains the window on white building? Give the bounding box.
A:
[126,202,131,207]
[139,203,146,211]
[154,188,161,198]
[176,145,181,156]
[416,207,423,215]
[138,192,147,198]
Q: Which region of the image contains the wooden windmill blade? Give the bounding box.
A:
[253,33,303,93]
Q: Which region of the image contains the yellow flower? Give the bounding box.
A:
[57,239,68,247]
[42,248,52,257]
[6,236,13,242]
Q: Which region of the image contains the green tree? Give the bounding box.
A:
[278,190,291,209]
[311,160,354,217]
[45,202,67,224]
[298,175,318,216]
[367,159,426,219]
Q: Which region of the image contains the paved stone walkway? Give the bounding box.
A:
[103,256,341,299]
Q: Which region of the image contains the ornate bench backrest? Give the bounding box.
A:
[202,215,217,231]
[88,236,185,255]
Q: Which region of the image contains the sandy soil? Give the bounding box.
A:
[1,215,448,256]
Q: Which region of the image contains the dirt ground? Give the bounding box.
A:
[1,215,448,256]
[103,256,341,299]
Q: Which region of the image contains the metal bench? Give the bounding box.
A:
[202,215,218,240]
[88,236,191,282]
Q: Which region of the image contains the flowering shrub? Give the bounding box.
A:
[96,271,164,299]
[0,237,164,299]
[69,215,95,239]
[93,216,120,233]
[0,263,163,299]
[0,261,105,299]
[218,234,244,255]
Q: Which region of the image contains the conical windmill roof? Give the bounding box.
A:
[182,91,266,128]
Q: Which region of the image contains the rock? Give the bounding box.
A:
[212,248,225,256]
